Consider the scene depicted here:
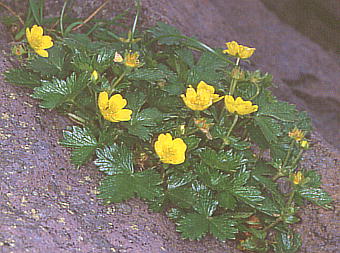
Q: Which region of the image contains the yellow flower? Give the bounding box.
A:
[98,92,132,122]
[223,41,255,59]
[224,95,258,115]
[181,81,222,111]
[292,171,304,185]
[154,133,187,165]
[91,70,99,81]
[289,128,304,142]
[26,25,53,57]
[124,51,141,68]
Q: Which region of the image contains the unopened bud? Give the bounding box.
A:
[300,140,309,150]
[91,70,99,81]
[292,171,303,185]
[231,67,245,80]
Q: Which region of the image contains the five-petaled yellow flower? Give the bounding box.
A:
[26,25,53,57]
[225,95,258,115]
[181,81,222,111]
[98,91,132,122]
[154,133,187,165]
[292,171,304,185]
[124,51,141,68]
[223,41,255,59]
[289,128,304,142]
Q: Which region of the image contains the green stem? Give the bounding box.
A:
[263,217,283,232]
[287,191,296,207]
[283,140,295,168]
[272,173,283,181]
[249,83,260,100]
[226,114,239,138]
[130,0,141,48]
[67,113,86,124]
[291,149,304,168]
[228,59,240,96]
[60,0,68,36]
[109,70,127,94]
[145,34,233,65]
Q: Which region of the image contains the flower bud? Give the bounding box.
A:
[91,70,99,82]
[292,171,303,185]
[300,140,309,150]
[231,67,245,80]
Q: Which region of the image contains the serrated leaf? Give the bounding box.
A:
[199,148,247,172]
[187,51,227,84]
[98,169,162,204]
[168,172,195,189]
[298,188,332,208]
[254,116,281,143]
[98,174,135,203]
[217,192,237,210]
[60,126,98,166]
[233,186,265,204]
[94,144,134,175]
[127,68,168,82]
[175,48,194,67]
[192,188,218,216]
[232,170,251,187]
[167,187,196,209]
[127,107,163,141]
[29,46,66,77]
[125,91,146,112]
[4,68,41,87]
[176,213,209,240]
[148,22,182,45]
[182,136,201,151]
[257,101,298,122]
[134,170,163,201]
[32,72,88,109]
[273,232,302,253]
[253,197,281,217]
[196,164,230,190]
[210,217,238,240]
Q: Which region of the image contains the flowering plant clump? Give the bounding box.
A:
[4,1,332,252]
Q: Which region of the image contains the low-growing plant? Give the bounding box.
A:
[2,0,333,252]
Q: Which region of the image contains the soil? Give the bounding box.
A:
[0,0,339,253]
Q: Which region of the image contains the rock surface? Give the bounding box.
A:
[0,0,339,252]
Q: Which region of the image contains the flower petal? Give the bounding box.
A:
[113,109,132,122]
[35,49,48,57]
[41,35,53,49]
[109,94,127,111]
[31,25,44,37]
[98,91,109,111]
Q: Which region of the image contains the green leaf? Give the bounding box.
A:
[60,126,98,166]
[4,69,41,88]
[94,144,134,175]
[210,216,238,240]
[273,232,302,253]
[196,164,230,190]
[148,22,182,45]
[187,51,227,84]
[98,174,135,203]
[192,188,218,216]
[168,172,196,189]
[167,187,196,209]
[257,101,298,122]
[32,72,88,109]
[254,116,281,143]
[176,213,209,240]
[183,136,201,151]
[253,197,281,217]
[233,170,251,187]
[98,169,162,203]
[127,107,163,141]
[232,186,265,204]
[297,188,332,208]
[217,192,237,210]
[127,68,168,82]
[175,48,195,67]
[199,148,247,172]
[134,170,163,201]
[29,46,66,77]
[125,91,146,112]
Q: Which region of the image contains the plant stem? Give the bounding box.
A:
[283,140,295,168]
[291,149,304,168]
[228,58,240,96]
[109,70,127,94]
[287,190,296,207]
[226,114,239,138]
[263,217,283,232]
